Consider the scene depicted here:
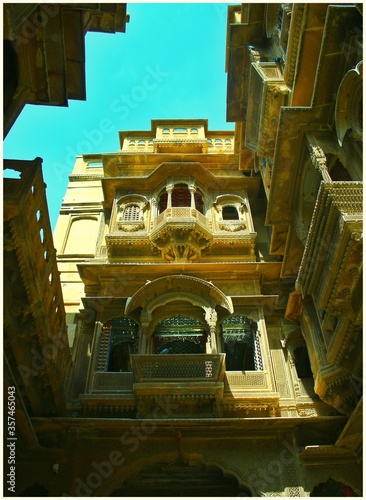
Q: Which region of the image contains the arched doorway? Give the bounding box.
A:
[110,461,252,497]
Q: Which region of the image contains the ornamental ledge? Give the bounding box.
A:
[69,174,104,180]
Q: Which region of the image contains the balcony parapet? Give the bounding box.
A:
[89,371,134,393]
[132,354,225,383]
[246,62,290,156]
[150,207,213,262]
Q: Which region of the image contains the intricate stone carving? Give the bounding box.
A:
[306,135,332,181]
[219,221,247,232]
[117,221,145,232]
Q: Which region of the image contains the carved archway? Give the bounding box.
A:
[125,275,233,353]
[104,456,253,497]
[125,275,233,321]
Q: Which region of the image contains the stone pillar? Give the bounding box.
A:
[139,310,151,354]
[203,307,218,354]
[188,180,196,210]
[151,197,158,218]
[166,179,174,209]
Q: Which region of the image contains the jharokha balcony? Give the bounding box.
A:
[150,207,213,262]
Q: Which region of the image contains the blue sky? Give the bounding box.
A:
[4,3,237,229]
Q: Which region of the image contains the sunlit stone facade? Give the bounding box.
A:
[3,3,362,497]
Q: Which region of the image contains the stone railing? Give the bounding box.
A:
[131,354,225,382]
[90,372,134,393]
[297,181,363,301]
[152,207,212,231]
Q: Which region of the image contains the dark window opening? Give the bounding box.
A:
[294,345,313,379]
[158,191,168,212]
[222,206,239,220]
[195,191,204,214]
[329,157,352,181]
[99,318,138,372]
[158,185,204,213]
[172,184,191,207]
[154,316,206,354]
[222,316,262,371]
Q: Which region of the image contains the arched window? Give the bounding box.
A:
[172,184,191,207]
[158,184,204,213]
[191,128,198,134]
[221,316,263,371]
[222,206,239,220]
[123,204,141,221]
[162,128,170,134]
[154,316,206,354]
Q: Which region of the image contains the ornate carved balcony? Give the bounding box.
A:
[150,207,213,262]
[153,138,207,153]
[246,62,290,157]
[131,354,225,416]
[295,181,362,414]
[132,353,225,384]
[298,182,362,323]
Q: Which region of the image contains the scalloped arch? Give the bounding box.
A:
[101,452,255,497]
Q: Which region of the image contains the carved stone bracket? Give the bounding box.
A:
[306,135,332,181]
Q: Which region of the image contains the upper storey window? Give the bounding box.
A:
[172,185,191,207]
[221,316,263,371]
[158,183,204,214]
[222,206,239,220]
[123,204,141,221]
[154,316,206,354]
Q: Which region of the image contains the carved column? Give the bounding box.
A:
[151,197,158,218]
[166,179,174,209]
[188,179,196,210]
[139,310,151,354]
[203,307,218,354]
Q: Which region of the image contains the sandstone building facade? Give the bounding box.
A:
[3,3,362,497]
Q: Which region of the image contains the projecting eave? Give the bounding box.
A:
[101,151,239,177]
[101,160,261,209]
[76,261,283,292]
